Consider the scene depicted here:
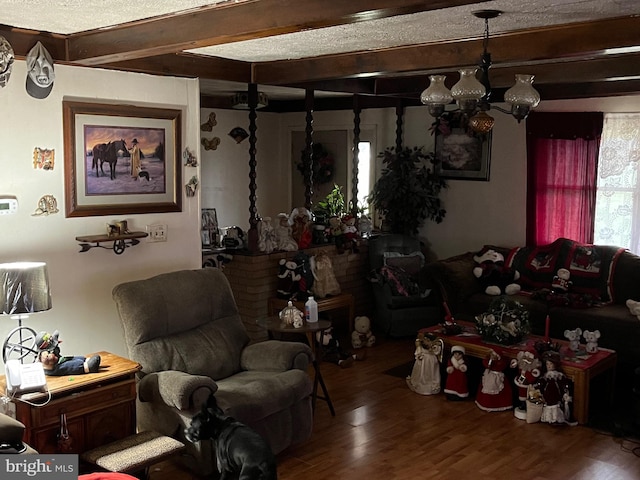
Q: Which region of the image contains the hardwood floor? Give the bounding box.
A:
[147,335,640,480]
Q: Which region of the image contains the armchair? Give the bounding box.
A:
[112,268,313,476]
[368,234,441,337]
[0,412,37,454]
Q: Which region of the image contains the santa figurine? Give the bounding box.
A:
[475,349,513,412]
[510,350,542,420]
[444,345,469,400]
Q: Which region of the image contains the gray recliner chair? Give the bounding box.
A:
[112,268,313,476]
[0,412,37,454]
[368,234,442,336]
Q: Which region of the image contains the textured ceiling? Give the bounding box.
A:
[4,0,637,62]
[2,0,639,101]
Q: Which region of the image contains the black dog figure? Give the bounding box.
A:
[185,394,277,480]
[138,170,150,181]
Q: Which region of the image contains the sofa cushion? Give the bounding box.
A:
[611,250,640,304]
[424,251,480,306]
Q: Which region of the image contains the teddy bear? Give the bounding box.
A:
[289,207,313,249]
[341,214,359,252]
[551,268,572,294]
[328,215,346,252]
[564,327,582,352]
[35,330,101,376]
[626,299,640,320]
[351,316,376,349]
[472,249,521,296]
[582,329,601,353]
[276,258,301,299]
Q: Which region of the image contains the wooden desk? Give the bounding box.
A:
[258,317,335,416]
[422,323,617,425]
[0,351,141,454]
[268,293,355,333]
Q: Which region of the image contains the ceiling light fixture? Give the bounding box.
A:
[421,10,541,134]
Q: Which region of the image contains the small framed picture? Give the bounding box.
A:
[434,111,492,181]
[201,208,219,247]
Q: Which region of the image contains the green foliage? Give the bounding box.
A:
[368,146,447,236]
[314,184,346,220]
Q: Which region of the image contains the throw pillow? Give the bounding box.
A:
[380,264,420,296]
[556,239,625,303]
[507,238,564,291]
[383,251,425,278]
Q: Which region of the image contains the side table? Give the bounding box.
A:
[268,292,355,333]
[258,317,336,416]
[0,351,141,454]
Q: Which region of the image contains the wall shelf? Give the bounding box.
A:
[75,231,148,255]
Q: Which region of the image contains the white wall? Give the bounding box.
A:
[0,61,201,359]
[200,108,287,231]
[204,94,640,262]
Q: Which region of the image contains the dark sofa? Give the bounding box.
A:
[424,238,640,367]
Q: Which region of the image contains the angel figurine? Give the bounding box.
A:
[406,333,444,395]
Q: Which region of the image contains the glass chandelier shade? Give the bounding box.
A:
[420,75,453,118]
[451,68,486,115]
[504,74,541,122]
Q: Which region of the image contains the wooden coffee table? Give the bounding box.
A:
[421,322,617,425]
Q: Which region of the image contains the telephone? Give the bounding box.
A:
[4,359,47,393]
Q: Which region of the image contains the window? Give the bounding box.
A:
[593,113,640,254]
[356,141,371,213]
[526,112,602,246]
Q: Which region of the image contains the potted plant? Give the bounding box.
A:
[368,146,447,236]
[313,183,345,225]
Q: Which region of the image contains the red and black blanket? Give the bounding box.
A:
[506,238,625,304]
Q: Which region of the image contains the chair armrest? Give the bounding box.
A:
[0,412,25,445]
[241,340,312,371]
[138,370,217,410]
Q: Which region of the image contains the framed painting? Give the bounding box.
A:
[433,111,492,181]
[63,101,182,217]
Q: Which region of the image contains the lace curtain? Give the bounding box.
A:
[594,113,640,254]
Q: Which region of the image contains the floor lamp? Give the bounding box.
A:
[0,262,52,363]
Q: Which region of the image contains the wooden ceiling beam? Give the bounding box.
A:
[253,16,640,85]
[66,0,489,65]
[0,25,66,60]
[103,53,252,83]
[373,54,640,97]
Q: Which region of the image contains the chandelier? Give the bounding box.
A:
[420,10,540,134]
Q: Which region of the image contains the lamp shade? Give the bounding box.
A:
[420,75,453,117]
[0,262,51,315]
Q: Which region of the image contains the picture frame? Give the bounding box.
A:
[433,111,492,181]
[201,208,219,247]
[63,101,182,217]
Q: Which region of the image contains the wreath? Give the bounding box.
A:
[297,143,335,186]
[475,297,530,345]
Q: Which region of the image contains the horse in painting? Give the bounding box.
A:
[91,139,127,180]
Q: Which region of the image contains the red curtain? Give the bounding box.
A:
[526,112,603,246]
